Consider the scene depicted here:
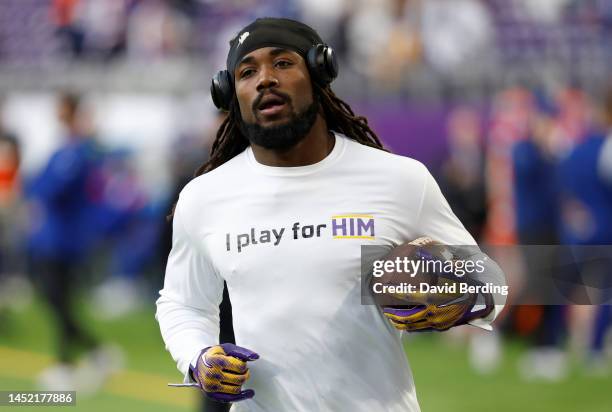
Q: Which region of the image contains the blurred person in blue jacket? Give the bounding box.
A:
[512,96,568,381]
[26,93,118,390]
[513,93,562,244]
[557,87,612,372]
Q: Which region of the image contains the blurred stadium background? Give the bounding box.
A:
[0,0,611,411]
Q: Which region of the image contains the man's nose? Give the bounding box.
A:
[256,65,279,92]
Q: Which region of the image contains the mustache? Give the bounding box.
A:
[252,90,292,112]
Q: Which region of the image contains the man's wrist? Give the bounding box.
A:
[189,346,211,384]
[462,292,495,324]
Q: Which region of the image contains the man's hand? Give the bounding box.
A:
[382,271,494,331]
[380,237,494,331]
[383,294,492,332]
[190,343,259,403]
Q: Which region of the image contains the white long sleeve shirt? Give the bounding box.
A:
[156,133,500,412]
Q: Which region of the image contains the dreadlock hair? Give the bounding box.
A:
[194,85,386,177]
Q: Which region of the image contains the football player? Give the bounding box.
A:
[157,17,505,411]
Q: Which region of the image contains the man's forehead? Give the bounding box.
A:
[237,47,301,66]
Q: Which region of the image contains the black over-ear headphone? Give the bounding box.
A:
[210,44,338,111]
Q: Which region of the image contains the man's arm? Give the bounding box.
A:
[155,192,224,381]
[29,149,87,202]
[414,166,506,328]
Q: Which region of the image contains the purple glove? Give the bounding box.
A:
[383,291,493,332]
[190,343,259,403]
[383,306,438,332]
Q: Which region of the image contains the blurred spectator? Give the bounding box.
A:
[479,88,532,381]
[52,0,86,57]
[126,0,193,60]
[438,106,487,240]
[548,87,593,157]
[76,0,129,60]
[557,88,612,372]
[556,98,608,245]
[420,0,493,74]
[26,92,120,391]
[295,0,348,51]
[513,103,559,244]
[511,96,568,381]
[346,0,422,88]
[483,87,534,244]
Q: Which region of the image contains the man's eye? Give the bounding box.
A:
[240,69,254,78]
[275,60,292,68]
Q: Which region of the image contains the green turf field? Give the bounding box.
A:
[0,299,611,411]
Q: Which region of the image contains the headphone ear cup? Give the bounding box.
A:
[211,70,233,111]
[307,44,338,86]
[323,46,339,82]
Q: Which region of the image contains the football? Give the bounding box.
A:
[371,237,467,308]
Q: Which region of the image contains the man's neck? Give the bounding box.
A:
[250,115,335,167]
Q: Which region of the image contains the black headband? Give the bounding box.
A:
[226,17,324,77]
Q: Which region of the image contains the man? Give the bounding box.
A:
[557,88,612,371]
[27,93,100,366]
[27,93,116,390]
[511,102,566,380]
[157,18,503,411]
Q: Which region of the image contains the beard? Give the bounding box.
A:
[239,98,319,151]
